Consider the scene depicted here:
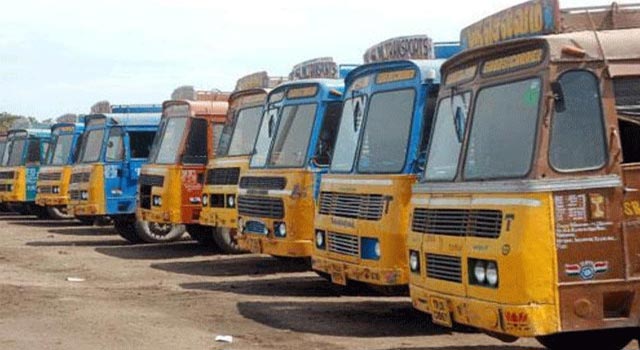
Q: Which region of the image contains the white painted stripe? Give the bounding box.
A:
[411,197,541,207]
[322,178,393,186]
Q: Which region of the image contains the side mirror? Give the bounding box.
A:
[551,81,566,112]
[454,106,466,142]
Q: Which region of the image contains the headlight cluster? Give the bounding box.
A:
[360,237,380,260]
[152,195,162,207]
[7,184,13,192]
[274,222,287,238]
[202,194,209,206]
[227,194,236,208]
[315,230,326,249]
[80,190,88,200]
[470,259,499,288]
[52,186,60,194]
[409,250,420,273]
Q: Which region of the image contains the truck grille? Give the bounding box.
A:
[139,174,164,187]
[318,192,385,221]
[0,184,12,192]
[38,172,61,181]
[239,176,286,190]
[206,167,240,185]
[38,186,53,194]
[327,232,359,257]
[0,171,15,180]
[70,172,91,184]
[412,209,503,238]
[238,196,284,219]
[426,254,462,283]
[69,190,84,201]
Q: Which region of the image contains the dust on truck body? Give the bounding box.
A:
[198,72,286,252]
[407,1,640,348]
[136,89,230,243]
[311,37,460,290]
[0,128,51,215]
[67,105,161,242]
[236,58,347,258]
[35,122,85,220]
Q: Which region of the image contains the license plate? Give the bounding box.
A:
[430,296,452,327]
[247,238,262,254]
[330,263,347,286]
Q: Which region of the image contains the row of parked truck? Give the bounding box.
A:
[2,0,640,348]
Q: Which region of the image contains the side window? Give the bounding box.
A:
[105,128,125,162]
[614,76,640,164]
[26,139,41,164]
[549,70,607,171]
[129,131,156,159]
[183,119,208,164]
[314,102,342,166]
[211,122,225,156]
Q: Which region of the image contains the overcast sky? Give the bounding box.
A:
[0,0,629,119]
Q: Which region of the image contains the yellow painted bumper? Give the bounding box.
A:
[137,208,181,224]
[69,203,103,217]
[199,207,238,229]
[35,196,68,207]
[410,283,559,338]
[312,255,406,286]
[238,234,313,258]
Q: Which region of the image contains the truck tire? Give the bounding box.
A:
[536,328,633,350]
[134,220,185,243]
[186,224,220,250]
[46,206,74,220]
[114,219,146,244]
[212,227,247,254]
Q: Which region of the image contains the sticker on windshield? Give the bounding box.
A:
[524,80,540,107]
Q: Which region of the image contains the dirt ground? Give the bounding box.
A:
[0,212,637,350]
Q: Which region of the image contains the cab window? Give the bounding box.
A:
[549,70,607,171]
[183,119,208,164]
[105,128,125,162]
[313,102,342,166]
[614,76,640,164]
[464,78,541,180]
[129,131,156,159]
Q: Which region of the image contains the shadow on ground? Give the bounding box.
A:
[237,300,458,338]
[180,275,354,297]
[26,239,128,247]
[384,347,541,350]
[151,255,310,277]
[95,241,217,260]
[47,226,117,236]
[11,220,90,228]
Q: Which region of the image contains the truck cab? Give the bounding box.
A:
[35,122,85,219]
[198,72,285,252]
[136,90,230,243]
[0,128,52,216]
[236,58,347,258]
[312,37,460,292]
[68,106,161,242]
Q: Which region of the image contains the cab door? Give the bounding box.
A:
[103,127,126,212]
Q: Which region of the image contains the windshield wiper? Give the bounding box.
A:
[617,105,640,117]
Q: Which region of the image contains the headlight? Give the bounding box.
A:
[374,241,381,258]
[360,237,380,260]
[80,191,88,200]
[202,194,209,206]
[486,262,499,287]
[315,230,325,249]
[409,250,420,273]
[7,185,13,192]
[53,186,60,194]
[474,260,486,284]
[275,222,287,237]
[227,194,235,208]
[152,195,162,207]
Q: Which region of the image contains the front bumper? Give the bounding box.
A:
[312,255,406,286]
[35,195,68,207]
[137,208,182,224]
[238,234,313,258]
[69,202,104,217]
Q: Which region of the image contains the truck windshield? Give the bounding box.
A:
[1,140,13,166]
[268,104,317,167]
[250,108,279,168]
[357,89,415,173]
[79,129,105,163]
[220,106,262,157]
[463,78,541,180]
[330,96,367,172]
[424,93,471,181]
[0,141,6,164]
[7,138,26,166]
[46,133,74,166]
[150,117,188,164]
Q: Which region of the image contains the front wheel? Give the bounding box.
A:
[134,220,186,243]
[212,227,247,254]
[46,206,74,220]
[536,328,634,350]
[114,219,146,244]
